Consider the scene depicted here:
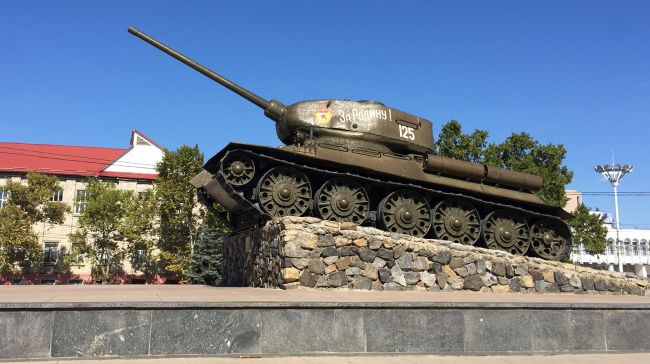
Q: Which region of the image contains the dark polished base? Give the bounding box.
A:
[1,287,650,359]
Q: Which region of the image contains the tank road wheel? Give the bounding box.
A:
[432,198,481,245]
[481,209,530,255]
[530,219,572,261]
[222,152,255,186]
[257,166,311,217]
[315,178,369,224]
[379,189,431,237]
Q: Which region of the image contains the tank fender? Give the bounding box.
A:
[484,167,543,192]
[424,154,543,192]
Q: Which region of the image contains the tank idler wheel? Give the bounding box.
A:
[530,219,572,261]
[379,189,431,237]
[257,166,311,218]
[481,209,530,255]
[315,178,369,224]
[432,198,481,245]
[222,152,255,186]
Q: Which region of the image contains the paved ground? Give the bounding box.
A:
[4,353,650,364]
[1,285,649,304]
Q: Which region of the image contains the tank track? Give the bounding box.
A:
[213,148,572,261]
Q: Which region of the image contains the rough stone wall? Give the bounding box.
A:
[222,221,283,287]
[223,217,649,295]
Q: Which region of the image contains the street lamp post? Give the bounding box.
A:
[595,164,633,272]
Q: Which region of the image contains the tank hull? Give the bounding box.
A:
[129,28,572,261]
[192,142,571,261]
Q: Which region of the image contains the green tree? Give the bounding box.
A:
[484,132,573,207]
[156,145,205,280]
[0,204,41,273]
[0,172,68,273]
[186,211,229,285]
[121,189,159,273]
[436,120,489,163]
[70,179,156,282]
[568,204,609,255]
[434,119,610,257]
[435,120,573,207]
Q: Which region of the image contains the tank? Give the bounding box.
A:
[129,27,572,261]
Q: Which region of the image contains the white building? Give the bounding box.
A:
[563,191,648,277]
[571,224,650,277]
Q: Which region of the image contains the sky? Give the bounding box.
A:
[2,1,649,227]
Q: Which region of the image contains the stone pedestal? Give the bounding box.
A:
[223,217,649,295]
[3,286,650,358]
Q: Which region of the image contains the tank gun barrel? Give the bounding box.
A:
[128,27,278,114]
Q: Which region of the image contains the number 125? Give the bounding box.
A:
[398,125,415,140]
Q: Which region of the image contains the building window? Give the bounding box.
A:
[572,244,581,254]
[640,244,648,256]
[0,188,7,208]
[69,243,86,264]
[98,247,112,265]
[133,245,147,265]
[608,239,615,255]
[49,189,64,202]
[43,243,59,264]
[74,190,88,214]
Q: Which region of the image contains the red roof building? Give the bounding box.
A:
[0,130,163,180]
[0,130,165,284]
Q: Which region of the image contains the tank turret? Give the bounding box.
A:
[130,27,571,261]
[128,27,433,154]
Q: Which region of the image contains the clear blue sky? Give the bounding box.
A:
[2,1,649,227]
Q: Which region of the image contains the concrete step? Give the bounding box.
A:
[4,353,650,364]
[1,286,650,360]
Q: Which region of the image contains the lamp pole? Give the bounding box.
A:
[595,164,633,272]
